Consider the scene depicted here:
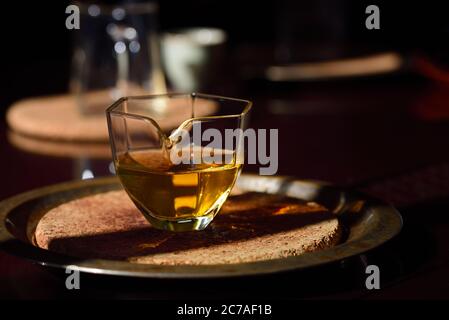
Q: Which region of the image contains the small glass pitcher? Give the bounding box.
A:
[106,93,252,231]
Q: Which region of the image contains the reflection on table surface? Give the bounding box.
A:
[2,74,449,298]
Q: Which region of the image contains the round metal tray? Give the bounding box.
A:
[0,175,402,278]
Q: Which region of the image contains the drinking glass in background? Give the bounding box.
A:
[71,2,165,115]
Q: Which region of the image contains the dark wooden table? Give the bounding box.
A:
[1,73,449,299]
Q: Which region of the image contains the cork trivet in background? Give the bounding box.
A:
[7,93,217,142]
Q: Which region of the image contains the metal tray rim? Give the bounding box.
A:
[0,175,403,279]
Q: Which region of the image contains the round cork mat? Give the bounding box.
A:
[35,190,342,265]
[7,93,217,142]
[7,94,110,142]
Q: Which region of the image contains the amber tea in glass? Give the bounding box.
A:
[106,93,252,231]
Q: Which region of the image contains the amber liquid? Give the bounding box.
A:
[116,149,241,221]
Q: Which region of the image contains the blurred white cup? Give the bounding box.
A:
[161,28,227,92]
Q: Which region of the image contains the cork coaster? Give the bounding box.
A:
[7,93,217,142]
[35,190,342,265]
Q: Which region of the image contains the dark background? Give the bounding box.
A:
[2,0,449,300]
[0,0,447,115]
